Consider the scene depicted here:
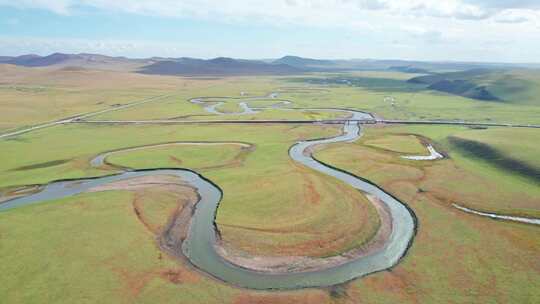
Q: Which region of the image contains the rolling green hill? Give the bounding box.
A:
[409,69,540,104]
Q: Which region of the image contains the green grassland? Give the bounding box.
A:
[2,121,537,303]
[282,75,540,124]
[363,134,427,154]
[94,81,540,124]
[244,98,288,107]
[447,69,540,105]
[89,91,350,122]
[2,66,540,130]
[0,189,241,304]
[407,68,540,105]
[324,125,540,217]
[0,122,382,302]
[43,69,538,125]
[314,124,540,303]
[450,127,540,169]
[1,66,539,303]
[106,144,248,171]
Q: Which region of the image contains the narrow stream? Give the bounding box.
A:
[452,203,540,225]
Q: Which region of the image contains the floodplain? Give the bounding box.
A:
[1,64,539,303]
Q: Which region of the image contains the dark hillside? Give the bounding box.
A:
[139,57,302,76]
[428,80,499,101]
[273,56,335,68]
[408,69,500,101]
[449,136,540,183]
[388,66,430,74]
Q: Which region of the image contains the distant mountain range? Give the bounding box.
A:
[0,53,151,71]
[272,56,335,69]
[1,53,538,76]
[139,57,302,76]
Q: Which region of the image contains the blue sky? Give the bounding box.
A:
[1,1,539,62]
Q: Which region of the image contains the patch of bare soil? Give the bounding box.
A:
[87,175,192,193]
[0,185,42,204]
[233,290,330,304]
[159,268,200,284]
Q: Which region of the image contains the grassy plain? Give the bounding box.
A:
[363,134,427,154]
[0,189,242,303]
[322,125,540,217]
[450,127,540,169]
[3,66,540,130]
[315,124,540,303]
[281,71,540,124]
[56,70,539,125]
[0,121,380,302]
[106,143,249,171]
[1,66,539,303]
[0,64,229,131]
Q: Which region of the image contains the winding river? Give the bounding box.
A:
[189,93,291,115]
[0,93,417,290]
[181,112,416,289]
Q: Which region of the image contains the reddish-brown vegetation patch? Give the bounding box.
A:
[159,268,200,285]
[233,290,330,304]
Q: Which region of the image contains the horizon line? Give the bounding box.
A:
[2,52,540,66]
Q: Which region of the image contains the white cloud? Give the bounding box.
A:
[1,1,539,62]
[494,9,539,23]
[2,0,539,22]
[463,0,540,10]
[0,36,279,58]
[0,0,72,14]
